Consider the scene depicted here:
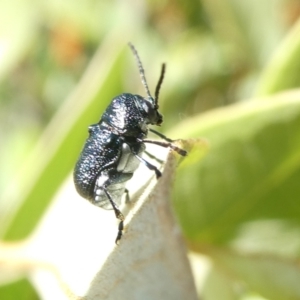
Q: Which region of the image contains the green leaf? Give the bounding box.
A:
[0,278,39,300]
[0,0,38,81]
[256,19,300,96]
[209,248,300,300]
[202,266,238,300]
[171,90,300,245]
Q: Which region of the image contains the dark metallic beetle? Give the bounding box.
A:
[74,43,187,243]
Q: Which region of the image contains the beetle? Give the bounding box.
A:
[74,43,187,244]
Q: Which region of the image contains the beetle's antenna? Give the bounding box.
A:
[154,63,166,106]
[128,43,152,100]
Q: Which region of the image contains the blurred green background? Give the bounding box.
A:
[1,0,300,299]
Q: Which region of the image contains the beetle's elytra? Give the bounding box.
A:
[74,43,187,244]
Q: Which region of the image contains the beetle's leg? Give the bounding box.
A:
[143,139,187,156]
[102,187,125,244]
[124,188,130,203]
[149,128,174,142]
[115,220,124,245]
[144,150,164,164]
[103,188,124,220]
[148,129,187,156]
[102,187,124,220]
[134,154,162,178]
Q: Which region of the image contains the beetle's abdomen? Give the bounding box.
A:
[92,141,145,208]
[73,125,121,200]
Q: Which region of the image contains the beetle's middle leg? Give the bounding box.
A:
[144,150,164,164]
[133,153,162,179]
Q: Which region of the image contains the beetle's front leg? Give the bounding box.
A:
[147,129,187,156]
[142,139,187,156]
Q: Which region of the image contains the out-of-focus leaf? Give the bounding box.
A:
[2,36,128,240]
[209,248,300,300]
[0,0,38,81]
[0,278,39,300]
[202,266,238,300]
[171,90,300,246]
[256,19,300,96]
[202,0,284,68]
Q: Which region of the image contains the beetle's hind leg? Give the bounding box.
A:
[124,188,130,203]
[115,220,124,244]
[102,187,125,244]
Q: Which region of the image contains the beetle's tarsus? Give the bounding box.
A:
[115,220,124,245]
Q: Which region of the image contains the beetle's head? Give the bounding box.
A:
[143,96,163,125]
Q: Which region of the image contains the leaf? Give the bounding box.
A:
[256,19,300,96]
[0,0,38,81]
[209,248,300,300]
[170,89,300,246]
[84,151,198,300]
[0,149,199,299]
[0,278,39,300]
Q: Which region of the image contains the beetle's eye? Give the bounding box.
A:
[142,101,150,113]
[157,115,163,125]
